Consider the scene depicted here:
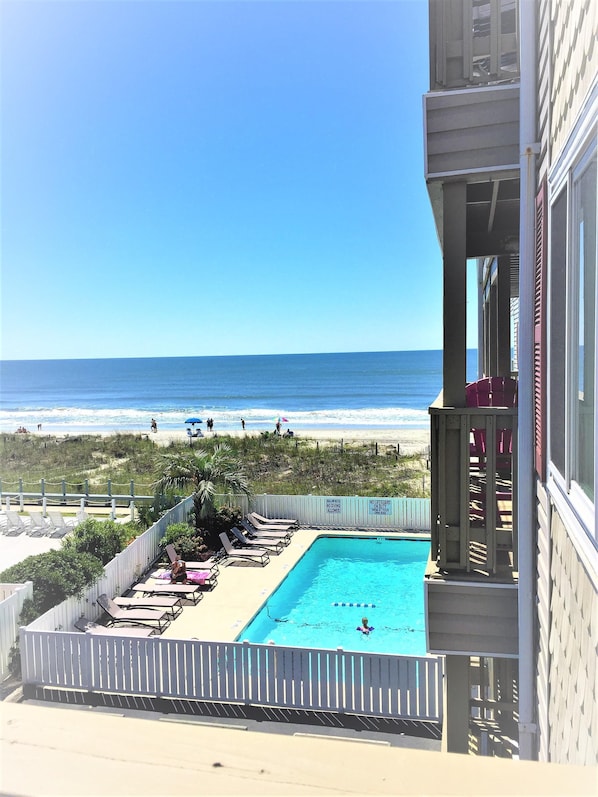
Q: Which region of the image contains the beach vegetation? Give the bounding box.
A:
[155,444,251,527]
[0,432,430,500]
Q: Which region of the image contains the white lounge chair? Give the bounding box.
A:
[250,511,298,526]
[165,543,220,575]
[5,511,27,536]
[47,511,76,537]
[247,512,296,531]
[240,519,291,543]
[75,617,155,637]
[97,594,171,633]
[27,511,52,536]
[113,595,183,619]
[231,526,285,553]
[218,532,270,566]
[131,582,203,605]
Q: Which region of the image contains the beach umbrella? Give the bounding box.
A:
[274,416,289,423]
[185,417,203,424]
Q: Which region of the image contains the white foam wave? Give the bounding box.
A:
[0,405,428,432]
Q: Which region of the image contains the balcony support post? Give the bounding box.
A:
[442,181,467,408]
[497,256,512,377]
[444,654,471,754]
[441,181,468,566]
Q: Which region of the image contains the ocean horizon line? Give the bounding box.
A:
[0,347,461,365]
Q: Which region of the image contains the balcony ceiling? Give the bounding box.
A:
[466,177,520,258]
[427,175,520,259]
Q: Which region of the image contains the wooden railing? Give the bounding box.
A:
[429,394,517,574]
[429,0,519,90]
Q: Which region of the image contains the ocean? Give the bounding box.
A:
[0,350,477,435]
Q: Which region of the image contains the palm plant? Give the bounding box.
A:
[155,443,251,526]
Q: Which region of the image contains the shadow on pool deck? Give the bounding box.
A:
[24,685,442,749]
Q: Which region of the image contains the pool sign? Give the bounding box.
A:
[326,499,341,513]
[368,499,392,516]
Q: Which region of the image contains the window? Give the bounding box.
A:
[549,138,597,517]
[571,146,596,502]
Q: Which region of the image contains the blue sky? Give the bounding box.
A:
[1,0,477,361]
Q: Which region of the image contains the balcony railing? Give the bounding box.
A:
[429,0,519,90]
[429,392,517,575]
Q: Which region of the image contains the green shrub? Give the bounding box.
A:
[63,518,127,565]
[0,549,104,619]
[159,522,206,560]
[137,491,182,527]
[202,505,242,550]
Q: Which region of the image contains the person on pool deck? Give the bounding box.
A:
[171,555,187,584]
[357,616,374,634]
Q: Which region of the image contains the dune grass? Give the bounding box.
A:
[0,432,430,498]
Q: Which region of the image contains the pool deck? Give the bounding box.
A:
[157,528,425,643]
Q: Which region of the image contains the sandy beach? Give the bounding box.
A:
[48,426,431,455]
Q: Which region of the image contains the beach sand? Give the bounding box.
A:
[139,427,430,454]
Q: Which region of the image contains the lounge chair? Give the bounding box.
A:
[97,593,171,632]
[131,582,203,605]
[47,511,76,537]
[113,595,183,619]
[218,531,270,566]
[74,617,155,637]
[231,526,284,554]
[240,518,291,543]
[27,511,52,536]
[247,512,296,531]
[250,511,298,527]
[165,543,220,575]
[5,511,28,536]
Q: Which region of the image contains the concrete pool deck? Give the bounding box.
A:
[157,528,426,643]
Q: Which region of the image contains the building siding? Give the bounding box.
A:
[550,0,597,156]
[547,509,598,765]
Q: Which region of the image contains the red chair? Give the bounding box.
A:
[466,377,517,470]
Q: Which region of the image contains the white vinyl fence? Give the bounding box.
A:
[19,631,443,722]
[0,581,33,680]
[251,495,430,531]
[27,496,194,633]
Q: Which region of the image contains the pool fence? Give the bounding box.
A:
[0,581,33,681]
[19,631,443,722]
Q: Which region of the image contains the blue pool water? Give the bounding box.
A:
[236,536,429,655]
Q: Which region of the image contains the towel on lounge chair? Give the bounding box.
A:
[158,569,211,585]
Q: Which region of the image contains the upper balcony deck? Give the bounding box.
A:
[424,0,521,258]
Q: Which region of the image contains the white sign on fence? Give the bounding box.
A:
[326,499,342,514]
[368,499,392,516]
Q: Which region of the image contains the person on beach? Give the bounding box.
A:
[171,555,187,584]
[241,418,245,430]
[275,420,281,435]
[151,418,158,433]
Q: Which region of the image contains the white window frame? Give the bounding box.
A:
[547,89,597,546]
[567,142,597,522]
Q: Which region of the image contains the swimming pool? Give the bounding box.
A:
[236,535,429,655]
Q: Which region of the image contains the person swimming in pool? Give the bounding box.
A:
[357,616,374,634]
